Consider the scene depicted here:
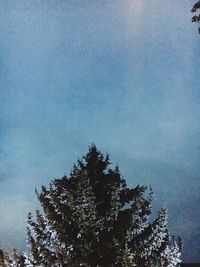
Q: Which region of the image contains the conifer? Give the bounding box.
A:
[6,145,182,266]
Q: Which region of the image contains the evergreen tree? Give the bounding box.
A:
[6,145,182,266]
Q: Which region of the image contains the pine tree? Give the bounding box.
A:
[8,145,182,266]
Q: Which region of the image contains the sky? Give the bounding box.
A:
[0,0,199,263]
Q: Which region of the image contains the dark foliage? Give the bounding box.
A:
[191,1,200,33]
[24,145,181,266]
[1,145,182,266]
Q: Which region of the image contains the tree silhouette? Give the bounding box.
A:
[4,145,182,266]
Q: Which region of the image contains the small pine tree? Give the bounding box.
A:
[23,145,181,266]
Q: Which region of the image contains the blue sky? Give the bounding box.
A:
[0,0,199,262]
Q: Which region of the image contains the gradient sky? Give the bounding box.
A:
[0,0,199,263]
